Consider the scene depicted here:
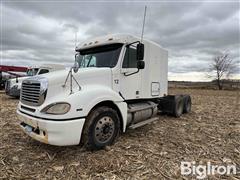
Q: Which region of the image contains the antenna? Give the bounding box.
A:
[75,31,77,48]
[140,6,147,43]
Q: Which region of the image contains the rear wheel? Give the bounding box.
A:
[173,97,184,117]
[183,96,191,113]
[82,106,120,150]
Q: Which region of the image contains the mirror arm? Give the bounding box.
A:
[62,67,81,94]
[126,41,141,47]
[124,69,140,77]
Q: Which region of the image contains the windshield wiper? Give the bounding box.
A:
[86,55,93,67]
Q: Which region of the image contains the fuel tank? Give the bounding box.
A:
[127,101,158,125]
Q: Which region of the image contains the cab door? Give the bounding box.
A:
[119,45,141,100]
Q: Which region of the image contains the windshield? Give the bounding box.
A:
[26,68,39,76]
[76,43,123,68]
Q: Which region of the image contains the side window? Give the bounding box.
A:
[122,47,137,68]
[38,69,49,74]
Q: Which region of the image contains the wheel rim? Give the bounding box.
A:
[94,116,115,144]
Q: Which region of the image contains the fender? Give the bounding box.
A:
[66,85,128,132]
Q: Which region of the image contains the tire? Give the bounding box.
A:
[81,106,120,150]
[173,97,184,118]
[183,96,191,113]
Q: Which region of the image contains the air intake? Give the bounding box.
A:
[21,77,48,106]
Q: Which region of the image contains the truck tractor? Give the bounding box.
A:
[16,34,191,150]
[5,64,65,98]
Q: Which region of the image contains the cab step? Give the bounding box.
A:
[129,117,159,129]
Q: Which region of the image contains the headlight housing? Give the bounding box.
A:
[12,85,18,89]
[41,102,71,115]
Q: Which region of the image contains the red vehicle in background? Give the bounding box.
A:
[0,65,27,90]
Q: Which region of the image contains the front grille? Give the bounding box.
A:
[5,80,10,93]
[21,82,41,105]
[20,77,48,106]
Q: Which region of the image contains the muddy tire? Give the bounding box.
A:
[81,106,120,150]
[173,97,184,118]
[183,95,191,113]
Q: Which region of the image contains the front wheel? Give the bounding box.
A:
[81,106,120,150]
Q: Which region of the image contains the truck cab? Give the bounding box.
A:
[5,64,65,98]
[16,34,191,149]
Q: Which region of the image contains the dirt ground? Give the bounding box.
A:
[0,88,239,179]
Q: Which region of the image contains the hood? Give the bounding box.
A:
[38,67,112,87]
[38,67,113,101]
[9,76,29,87]
[21,67,113,104]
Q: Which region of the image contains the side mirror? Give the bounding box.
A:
[73,60,79,73]
[137,43,144,60]
[137,61,145,69]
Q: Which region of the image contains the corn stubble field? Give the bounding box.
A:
[0,88,239,179]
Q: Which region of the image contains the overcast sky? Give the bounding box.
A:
[1,0,239,81]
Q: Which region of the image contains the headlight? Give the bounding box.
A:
[12,85,18,89]
[41,102,71,115]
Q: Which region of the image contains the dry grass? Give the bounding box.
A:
[0,88,239,179]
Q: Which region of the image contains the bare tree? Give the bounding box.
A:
[208,52,235,90]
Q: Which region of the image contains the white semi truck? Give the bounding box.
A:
[5,64,65,98]
[17,34,191,150]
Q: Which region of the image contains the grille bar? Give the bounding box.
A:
[22,89,40,93]
[22,85,40,89]
[22,97,39,103]
[22,82,40,86]
[21,93,39,98]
